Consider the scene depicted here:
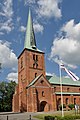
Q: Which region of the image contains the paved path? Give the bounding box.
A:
[0,112,34,120]
[0,112,42,120]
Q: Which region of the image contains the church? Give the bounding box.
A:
[12,9,80,112]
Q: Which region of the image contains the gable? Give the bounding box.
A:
[26,74,51,89]
[33,74,51,88]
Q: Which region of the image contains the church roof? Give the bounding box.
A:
[27,75,80,89]
[24,8,43,53]
[47,75,80,86]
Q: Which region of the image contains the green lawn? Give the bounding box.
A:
[33,110,80,120]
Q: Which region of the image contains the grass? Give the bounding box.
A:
[33,110,80,120]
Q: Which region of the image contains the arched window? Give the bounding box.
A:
[42,91,45,97]
[67,88,70,92]
[54,87,56,92]
[40,80,44,84]
[74,98,76,104]
[35,73,37,78]
[66,98,68,105]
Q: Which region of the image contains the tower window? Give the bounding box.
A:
[36,63,38,68]
[33,54,35,60]
[21,57,23,68]
[36,55,38,61]
[33,54,38,69]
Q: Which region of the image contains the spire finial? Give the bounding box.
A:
[24,8,37,50]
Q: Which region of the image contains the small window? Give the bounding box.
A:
[74,98,76,104]
[66,98,68,105]
[35,73,37,78]
[41,80,44,84]
[36,63,38,68]
[54,87,56,92]
[21,57,23,68]
[42,91,45,97]
[67,88,70,92]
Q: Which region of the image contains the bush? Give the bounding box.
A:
[44,115,80,120]
[68,104,75,110]
[56,115,80,120]
[44,116,55,120]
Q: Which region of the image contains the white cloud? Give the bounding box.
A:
[19,26,26,32]
[0,0,13,34]
[0,32,4,35]
[25,0,62,19]
[2,0,13,18]
[19,23,44,33]
[37,0,62,19]
[24,0,62,34]
[61,19,80,41]
[7,72,18,83]
[50,19,80,68]
[46,72,55,76]
[33,22,44,33]
[0,19,14,33]
[25,0,36,5]
[0,40,17,69]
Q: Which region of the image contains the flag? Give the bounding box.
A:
[60,63,79,81]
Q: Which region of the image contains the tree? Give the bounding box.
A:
[0,82,7,111]
[68,104,75,110]
[0,81,16,112]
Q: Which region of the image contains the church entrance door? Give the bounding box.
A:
[40,101,47,111]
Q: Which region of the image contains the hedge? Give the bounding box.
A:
[44,115,80,120]
[44,116,55,120]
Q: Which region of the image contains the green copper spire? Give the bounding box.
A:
[24,8,37,49]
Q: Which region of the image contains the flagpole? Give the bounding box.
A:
[59,63,64,117]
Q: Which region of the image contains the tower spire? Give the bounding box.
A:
[24,8,37,50]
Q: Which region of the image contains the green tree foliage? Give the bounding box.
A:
[68,104,75,110]
[0,81,16,112]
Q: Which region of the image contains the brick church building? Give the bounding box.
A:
[12,9,80,112]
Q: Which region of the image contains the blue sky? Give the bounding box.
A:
[0,0,80,82]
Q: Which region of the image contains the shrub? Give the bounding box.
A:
[44,116,55,120]
[44,115,80,120]
[68,104,75,110]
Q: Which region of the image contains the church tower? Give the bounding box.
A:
[18,9,46,88]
